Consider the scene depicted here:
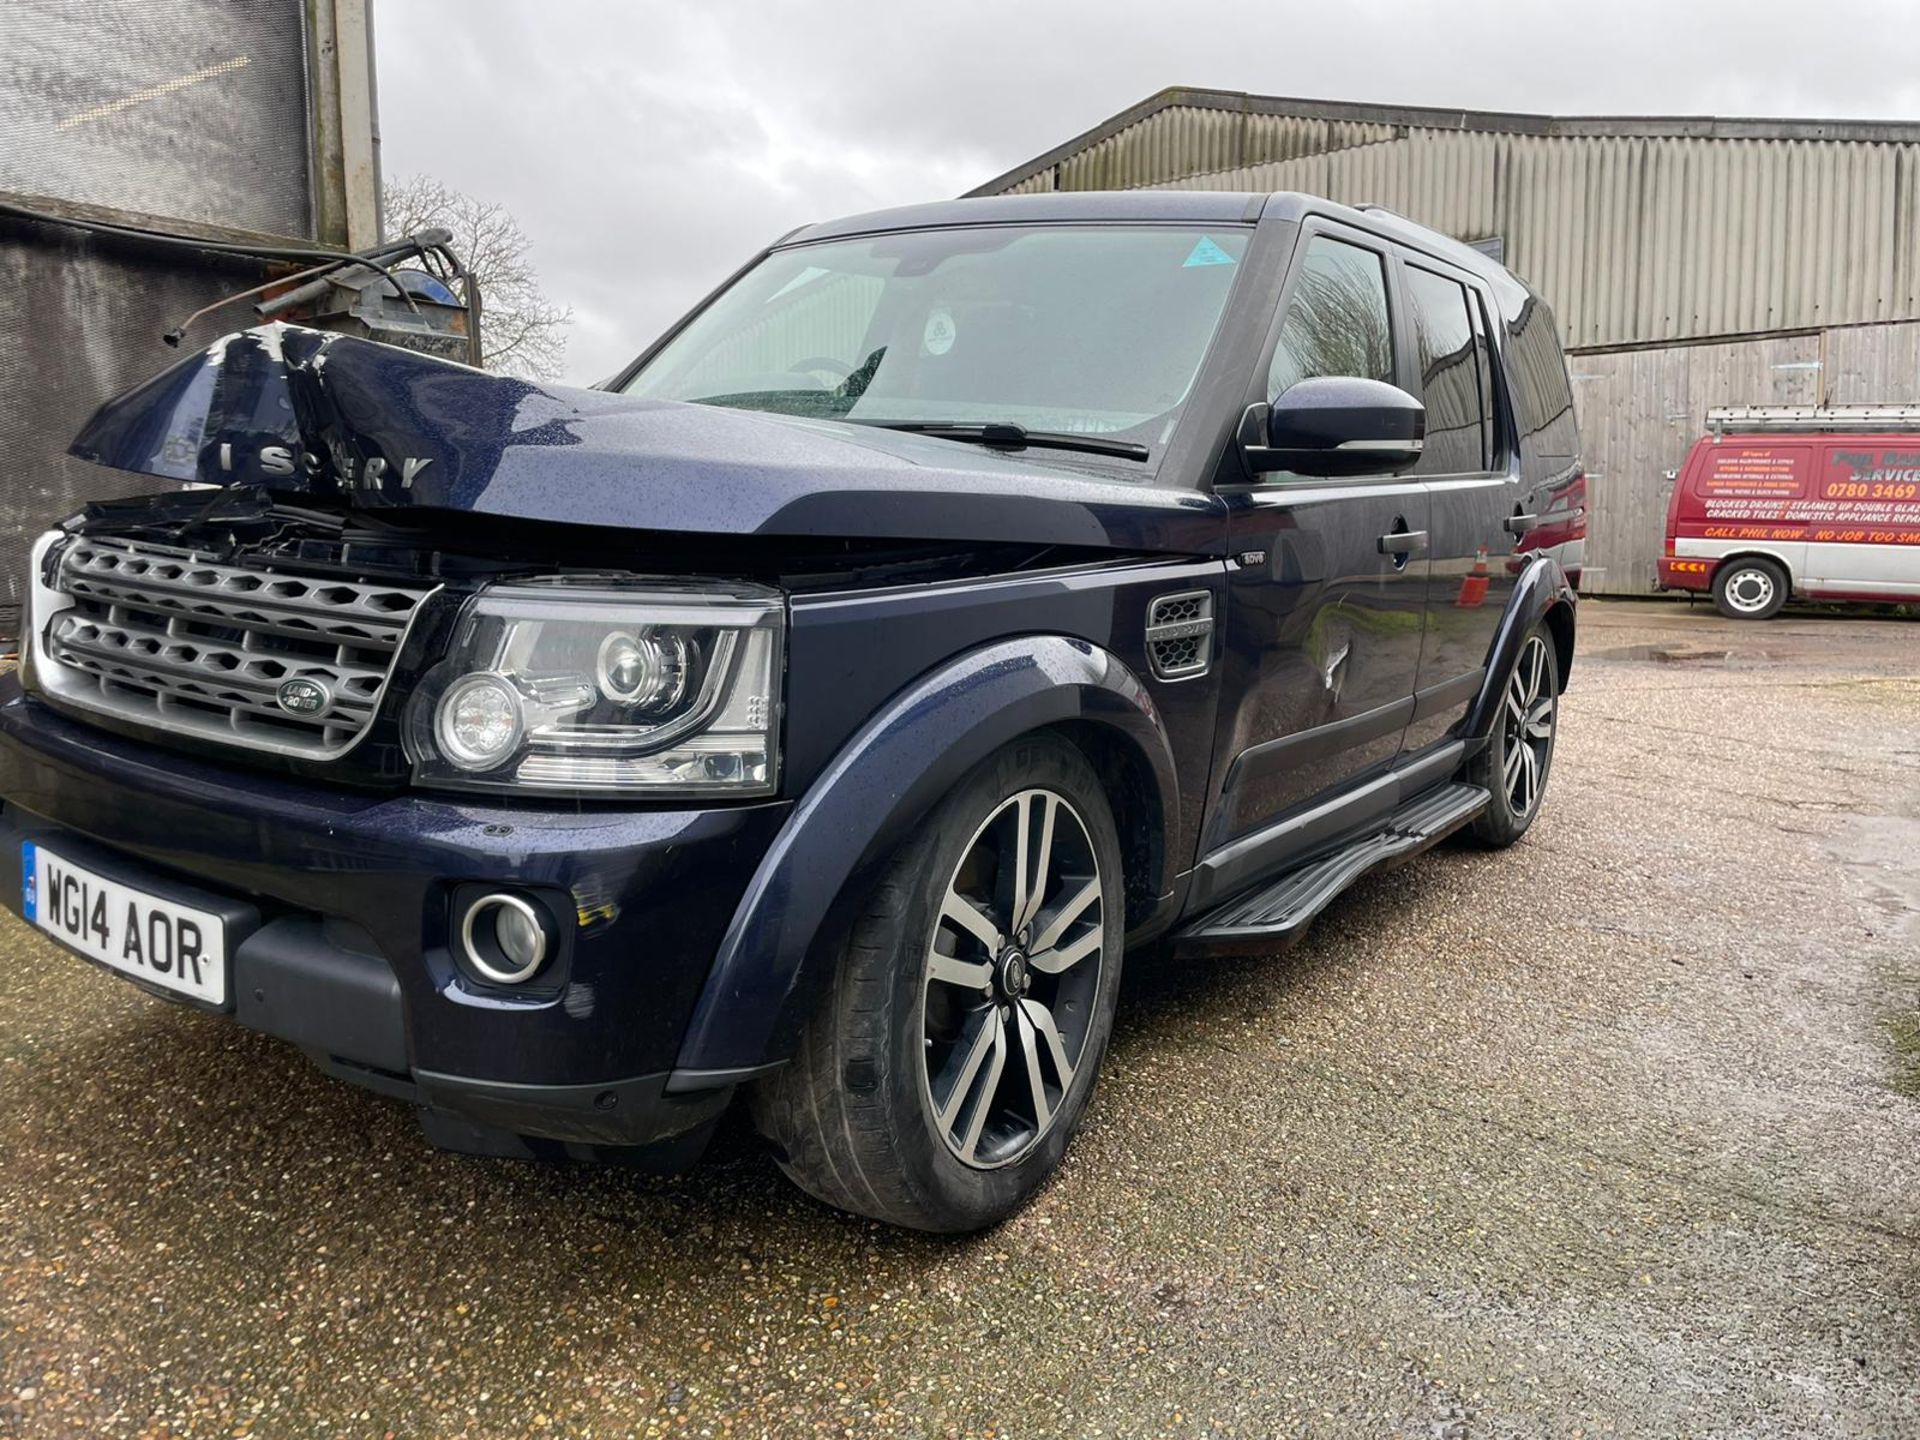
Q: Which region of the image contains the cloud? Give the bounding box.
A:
[374,0,1920,384]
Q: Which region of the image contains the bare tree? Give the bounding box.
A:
[383,174,573,381]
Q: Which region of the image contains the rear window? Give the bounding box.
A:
[1506,298,1577,458]
[1403,264,1490,475]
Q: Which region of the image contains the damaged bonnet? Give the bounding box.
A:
[66,324,1222,553]
[71,323,611,502]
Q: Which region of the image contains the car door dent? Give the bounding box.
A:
[1190,554,1572,917]
[1220,693,1415,798]
[1319,635,1350,692]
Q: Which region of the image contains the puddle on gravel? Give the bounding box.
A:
[1587,642,1793,669]
[1593,643,1735,664]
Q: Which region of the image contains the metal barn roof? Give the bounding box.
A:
[970,88,1920,351]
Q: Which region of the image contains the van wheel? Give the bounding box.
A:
[1712,557,1788,620]
[749,734,1124,1232]
[1468,624,1558,848]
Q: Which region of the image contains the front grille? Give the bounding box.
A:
[36,536,436,758]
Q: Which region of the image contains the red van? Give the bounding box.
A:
[1658,406,1920,619]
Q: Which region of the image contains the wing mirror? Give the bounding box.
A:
[1239,376,1425,477]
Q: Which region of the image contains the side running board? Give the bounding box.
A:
[1175,782,1490,956]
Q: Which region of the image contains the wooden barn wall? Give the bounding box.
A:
[1571,319,1920,596]
[1822,320,1920,403]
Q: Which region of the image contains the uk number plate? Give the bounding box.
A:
[22,842,228,1005]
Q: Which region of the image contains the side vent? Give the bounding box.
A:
[1145,590,1214,681]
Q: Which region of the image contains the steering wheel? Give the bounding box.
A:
[787,356,855,383]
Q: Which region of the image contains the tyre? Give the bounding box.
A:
[750,734,1124,1232]
[1467,623,1559,848]
[1712,556,1788,620]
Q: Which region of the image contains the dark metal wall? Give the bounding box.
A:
[0,220,274,633]
[0,0,347,643]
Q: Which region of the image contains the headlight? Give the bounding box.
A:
[407,580,783,796]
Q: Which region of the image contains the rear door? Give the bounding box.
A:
[1201,221,1429,864]
[1397,254,1519,753]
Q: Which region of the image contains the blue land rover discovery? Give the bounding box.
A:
[3,192,1578,1231]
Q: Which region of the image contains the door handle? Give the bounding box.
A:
[1376,530,1428,556]
[1504,513,1540,536]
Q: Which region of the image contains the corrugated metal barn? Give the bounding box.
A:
[969,88,1920,595]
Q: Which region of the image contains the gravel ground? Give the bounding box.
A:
[1,597,1917,1439]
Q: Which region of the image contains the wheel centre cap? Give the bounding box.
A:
[997,949,1032,999]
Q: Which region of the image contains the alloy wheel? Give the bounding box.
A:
[921,788,1104,1169]
[1501,634,1556,818]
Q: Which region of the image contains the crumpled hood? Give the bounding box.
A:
[70,324,1223,554]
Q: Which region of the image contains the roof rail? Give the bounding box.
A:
[1707,404,1920,435]
[1352,201,1511,271]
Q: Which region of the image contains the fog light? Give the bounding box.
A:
[436,673,523,771]
[460,893,550,985]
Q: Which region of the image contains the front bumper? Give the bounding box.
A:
[0,680,789,1162]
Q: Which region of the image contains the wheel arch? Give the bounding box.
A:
[1463,556,1579,739]
[1541,597,1575,691]
[1714,549,1796,588]
[667,635,1181,1087]
[1046,717,1166,933]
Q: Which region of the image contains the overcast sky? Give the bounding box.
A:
[373,0,1920,385]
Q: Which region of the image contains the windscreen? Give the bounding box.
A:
[621,225,1250,448]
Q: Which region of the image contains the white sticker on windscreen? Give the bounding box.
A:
[922,307,956,356]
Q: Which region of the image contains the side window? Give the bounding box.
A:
[1404,264,1488,475]
[1266,236,1394,401]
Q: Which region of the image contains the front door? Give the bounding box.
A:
[1201,224,1430,869]
[1396,256,1520,752]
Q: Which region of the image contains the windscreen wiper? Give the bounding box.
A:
[859,421,1151,461]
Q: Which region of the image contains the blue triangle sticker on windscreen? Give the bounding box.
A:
[1182,236,1236,268]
